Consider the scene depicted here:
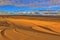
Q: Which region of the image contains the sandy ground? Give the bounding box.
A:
[0,16,60,40]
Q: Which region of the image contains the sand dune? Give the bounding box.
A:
[0,16,60,40]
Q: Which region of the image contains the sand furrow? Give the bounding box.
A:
[0,16,60,40]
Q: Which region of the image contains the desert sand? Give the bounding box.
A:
[0,15,60,40]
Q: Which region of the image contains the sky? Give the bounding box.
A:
[0,0,60,12]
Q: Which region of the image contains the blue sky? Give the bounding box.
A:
[0,0,60,12]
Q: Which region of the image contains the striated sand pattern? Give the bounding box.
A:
[0,16,60,40]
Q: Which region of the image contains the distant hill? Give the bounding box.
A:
[0,12,15,15]
[0,11,60,16]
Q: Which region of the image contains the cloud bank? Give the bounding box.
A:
[0,0,60,8]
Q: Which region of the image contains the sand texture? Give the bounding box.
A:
[0,16,60,40]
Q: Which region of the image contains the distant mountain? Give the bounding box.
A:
[0,10,60,16]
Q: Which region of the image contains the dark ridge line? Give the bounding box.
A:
[6,20,36,37]
[0,15,60,18]
[15,24,60,37]
[0,28,11,40]
[36,25,58,33]
[30,23,60,35]
[6,20,60,36]
[0,28,7,37]
[22,22,58,34]
[3,18,60,36]
[31,29,60,36]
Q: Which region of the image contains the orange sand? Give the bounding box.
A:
[0,16,60,40]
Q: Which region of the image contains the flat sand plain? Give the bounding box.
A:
[0,15,60,40]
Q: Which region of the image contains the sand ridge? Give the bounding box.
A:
[0,16,60,40]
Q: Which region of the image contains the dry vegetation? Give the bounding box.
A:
[0,15,60,40]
